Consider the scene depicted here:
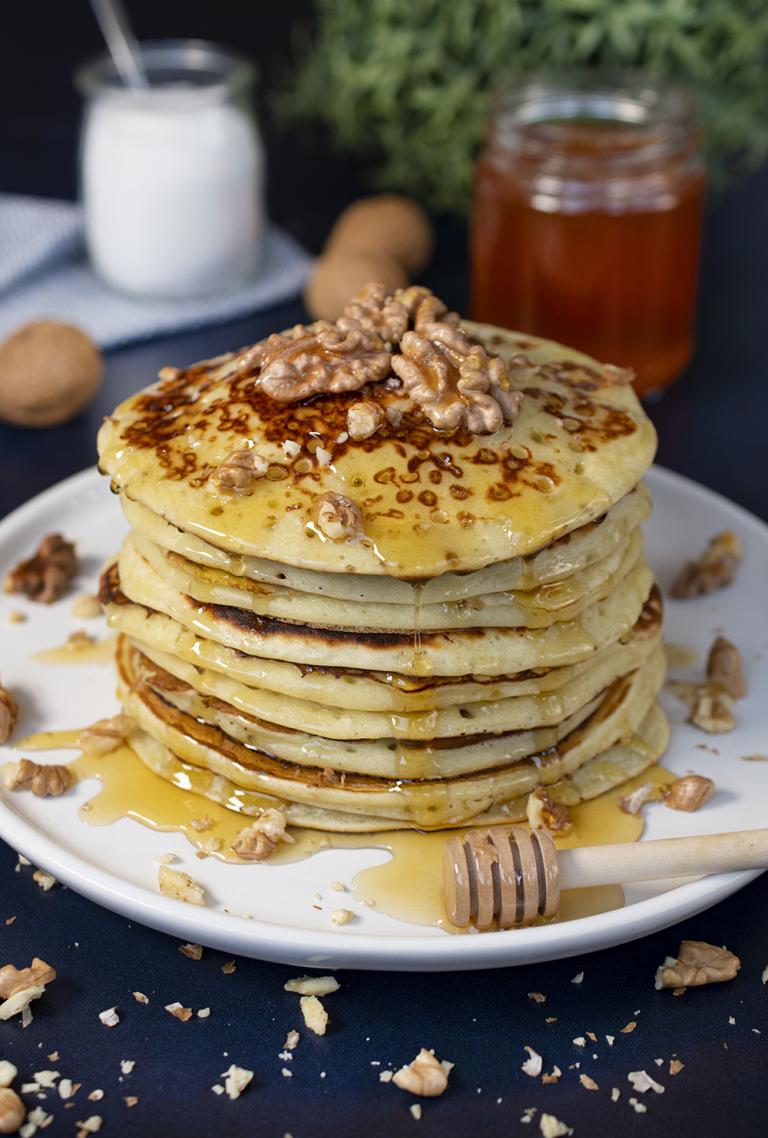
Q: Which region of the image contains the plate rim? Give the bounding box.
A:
[0,462,765,972]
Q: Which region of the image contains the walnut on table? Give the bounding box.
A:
[391,1049,452,1097]
[655,940,740,990]
[3,758,71,797]
[4,533,78,603]
[669,531,742,599]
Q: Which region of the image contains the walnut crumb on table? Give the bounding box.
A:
[392,1050,452,1097]
[656,940,741,989]
[299,995,329,1036]
[284,975,339,996]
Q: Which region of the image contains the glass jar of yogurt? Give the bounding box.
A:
[76,40,265,299]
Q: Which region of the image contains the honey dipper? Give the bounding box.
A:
[443,825,768,930]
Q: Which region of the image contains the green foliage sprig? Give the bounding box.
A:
[277,0,768,213]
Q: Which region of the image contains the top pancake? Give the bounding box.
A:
[97,316,656,579]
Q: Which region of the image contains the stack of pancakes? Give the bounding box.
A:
[97,288,667,834]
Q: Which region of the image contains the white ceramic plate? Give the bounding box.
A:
[0,466,766,971]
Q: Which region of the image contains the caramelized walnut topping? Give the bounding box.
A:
[663,774,715,812]
[4,533,78,604]
[392,1049,452,1097]
[230,808,293,862]
[526,787,573,834]
[0,683,19,745]
[690,689,735,734]
[4,759,72,798]
[208,449,268,496]
[706,635,747,700]
[346,400,385,441]
[394,285,460,332]
[656,940,740,989]
[241,320,391,403]
[340,281,410,343]
[78,714,132,757]
[392,321,523,434]
[313,492,364,542]
[670,531,743,599]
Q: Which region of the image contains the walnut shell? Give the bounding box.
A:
[304,253,408,322]
[0,321,103,427]
[326,195,434,275]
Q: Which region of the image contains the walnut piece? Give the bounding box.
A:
[602,363,636,386]
[230,808,293,862]
[619,781,657,816]
[4,758,72,798]
[4,533,78,603]
[670,531,743,599]
[284,975,340,997]
[340,280,410,343]
[242,321,391,403]
[690,689,735,734]
[0,682,19,745]
[221,1065,254,1101]
[299,995,329,1036]
[157,865,206,906]
[663,774,715,812]
[392,321,523,434]
[392,1049,452,1097]
[0,958,56,1000]
[526,787,573,834]
[706,635,747,700]
[208,448,268,496]
[0,1087,26,1134]
[78,714,132,757]
[313,492,364,542]
[655,940,740,989]
[346,400,385,441]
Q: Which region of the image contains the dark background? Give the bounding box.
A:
[1,3,767,1136]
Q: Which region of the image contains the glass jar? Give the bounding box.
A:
[75,40,265,299]
[471,75,705,395]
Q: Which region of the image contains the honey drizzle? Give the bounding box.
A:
[13,730,675,933]
[32,635,117,666]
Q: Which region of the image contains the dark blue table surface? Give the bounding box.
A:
[1,167,768,1137]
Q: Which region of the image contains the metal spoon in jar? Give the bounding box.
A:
[88,0,149,89]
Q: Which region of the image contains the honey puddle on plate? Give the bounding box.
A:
[32,635,117,667]
[16,729,676,933]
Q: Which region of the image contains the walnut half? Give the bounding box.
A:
[3,758,72,798]
[655,940,740,990]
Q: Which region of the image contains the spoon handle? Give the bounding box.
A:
[89,0,149,90]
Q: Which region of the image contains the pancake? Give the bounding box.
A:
[118,636,665,829]
[120,482,652,604]
[107,543,655,676]
[97,320,656,578]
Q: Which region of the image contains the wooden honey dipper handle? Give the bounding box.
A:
[443,826,768,930]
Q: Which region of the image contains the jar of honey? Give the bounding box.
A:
[471,76,705,395]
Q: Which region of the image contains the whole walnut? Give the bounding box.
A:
[326,195,434,275]
[0,321,103,427]
[304,253,408,322]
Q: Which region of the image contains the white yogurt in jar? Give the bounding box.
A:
[80,82,265,298]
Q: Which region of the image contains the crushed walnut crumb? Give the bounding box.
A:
[32,869,56,892]
[346,400,385,442]
[392,1049,452,1097]
[526,788,572,834]
[0,1087,25,1135]
[178,942,203,961]
[165,1002,192,1022]
[521,1047,543,1078]
[0,958,56,1022]
[132,991,148,1004]
[579,1074,599,1091]
[4,534,78,604]
[330,908,354,927]
[221,1064,253,1101]
[157,865,206,906]
[628,1070,665,1095]
[284,975,339,997]
[299,995,328,1036]
[539,1113,572,1137]
[98,1007,119,1027]
[669,531,742,599]
[4,758,72,798]
[656,940,741,990]
[221,960,237,975]
[231,809,293,862]
[663,774,715,812]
